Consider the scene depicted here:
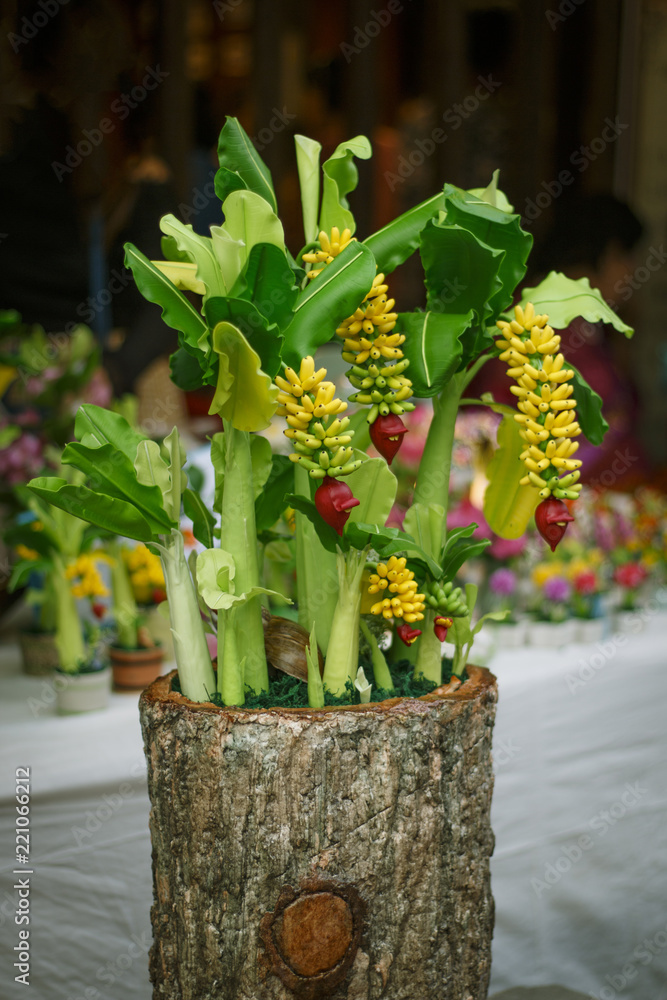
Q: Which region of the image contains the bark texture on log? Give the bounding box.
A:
[139,666,497,1000]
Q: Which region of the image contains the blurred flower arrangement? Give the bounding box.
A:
[0,312,111,504]
[122,544,167,606]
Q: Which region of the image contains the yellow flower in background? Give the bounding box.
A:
[531,561,565,589]
[368,556,425,623]
[65,554,110,599]
[122,544,165,603]
[16,544,39,561]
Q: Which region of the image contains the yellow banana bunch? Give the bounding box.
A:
[274,356,362,479]
[368,556,426,623]
[495,303,583,501]
[302,226,355,280]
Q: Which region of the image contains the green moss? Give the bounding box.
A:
[172,655,464,710]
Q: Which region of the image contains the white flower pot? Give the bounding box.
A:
[55,667,111,714]
[575,617,605,644]
[613,609,645,636]
[488,619,528,649]
[528,619,576,647]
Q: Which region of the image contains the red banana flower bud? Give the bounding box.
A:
[369,413,407,465]
[535,497,575,552]
[314,476,360,536]
[397,622,422,646]
[433,616,453,642]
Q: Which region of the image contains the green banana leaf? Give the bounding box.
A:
[159,215,230,301]
[319,136,372,236]
[254,455,293,533]
[123,244,207,352]
[204,296,283,378]
[281,241,376,367]
[484,414,540,538]
[345,453,398,528]
[570,363,609,446]
[518,271,633,337]
[183,488,216,548]
[62,442,176,535]
[27,477,157,542]
[403,502,444,561]
[420,220,504,322]
[152,261,205,295]
[399,309,472,398]
[217,116,277,212]
[295,134,322,244]
[220,189,285,273]
[213,165,247,206]
[75,404,145,462]
[364,191,446,275]
[443,185,532,315]
[239,242,297,329]
[208,322,279,432]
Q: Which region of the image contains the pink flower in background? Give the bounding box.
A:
[82,368,113,409]
[489,568,516,597]
[386,503,406,529]
[447,496,493,540]
[0,432,44,484]
[488,535,526,560]
[543,576,571,603]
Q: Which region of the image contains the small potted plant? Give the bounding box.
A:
[105,539,164,690]
[613,558,649,632]
[10,477,111,711]
[29,120,633,998]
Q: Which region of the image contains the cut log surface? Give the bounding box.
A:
[139,666,497,1000]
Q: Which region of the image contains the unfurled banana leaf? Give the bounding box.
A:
[484,414,540,538]
[27,477,157,542]
[204,296,283,378]
[518,271,633,337]
[319,136,372,236]
[159,215,230,300]
[570,364,609,446]
[220,189,285,272]
[75,404,145,462]
[240,243,298,329]
[208,322,278,432]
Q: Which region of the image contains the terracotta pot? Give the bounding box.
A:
[109,645,164,690]
[139,665,497,1000]
[56,667,111,714]
[19,630,59,676]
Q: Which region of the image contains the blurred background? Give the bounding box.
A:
[1,0,666,467]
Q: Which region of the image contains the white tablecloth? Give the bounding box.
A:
[1,615,666,999]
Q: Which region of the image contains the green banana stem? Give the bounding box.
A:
[218,607,245,706]
[219,422,268,697]
[359,618,393,691]
[413,371,466,546]
[159,529,216,701]
[109,540,138,649]
[52,554,86,673]
[294,463,338,654]
[322,547,369,696]
[413,608,442,685]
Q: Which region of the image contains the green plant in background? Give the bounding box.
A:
[28,118,633,706]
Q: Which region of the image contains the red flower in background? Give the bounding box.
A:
[614,562,647,589]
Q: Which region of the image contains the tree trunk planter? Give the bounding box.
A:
[109,645,164,690]
[139,665,497,1000]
